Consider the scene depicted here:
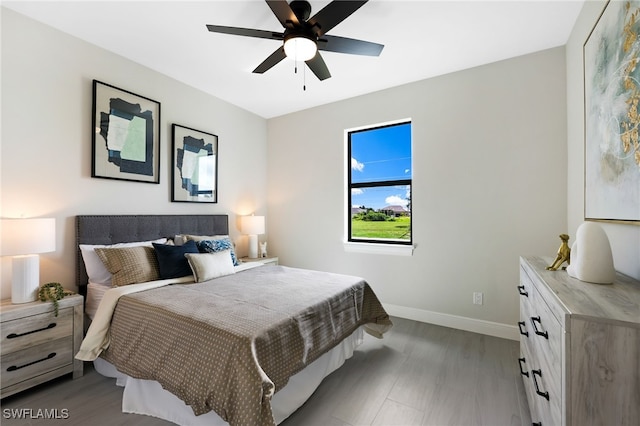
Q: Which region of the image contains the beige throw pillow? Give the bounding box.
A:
[185,250,235,283]
[95,246,160,287]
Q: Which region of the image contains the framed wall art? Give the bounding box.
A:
[584,0,640,224]
[91,80,161,184]
[172,124,218,203]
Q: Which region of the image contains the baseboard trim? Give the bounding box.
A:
[383,303,519,341]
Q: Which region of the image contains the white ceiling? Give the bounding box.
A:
[3,0,584,119]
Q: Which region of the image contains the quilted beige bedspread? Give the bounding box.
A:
[100,265,392,426]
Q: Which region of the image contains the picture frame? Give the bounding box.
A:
[91,80,161,184]
[171,124,218,203]
[583,1,640,224]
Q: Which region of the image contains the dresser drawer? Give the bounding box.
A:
[527,285,562,379]
[527,286,563,424]
[1,337,73,389]
[1,307,73,355]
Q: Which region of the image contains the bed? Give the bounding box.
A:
[74,214,392,426]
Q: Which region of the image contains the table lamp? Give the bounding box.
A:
[1,218,56,303]
[241,215,265,259]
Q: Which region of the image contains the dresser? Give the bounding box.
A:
[1,294,84,398]
[518,256,640,426]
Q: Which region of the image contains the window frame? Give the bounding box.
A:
[346,119,413,247]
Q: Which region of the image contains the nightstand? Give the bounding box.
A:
[0,294,84,398]
[240,256,279,266]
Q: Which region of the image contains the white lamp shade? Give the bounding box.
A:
[241,215,265,236]
[1,218,56,304]
[1,218,56,256]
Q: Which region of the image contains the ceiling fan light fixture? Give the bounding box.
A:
[284,36,317,61]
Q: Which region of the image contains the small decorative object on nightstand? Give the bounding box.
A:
[38,282,73,317]
[0,293,84,398]
[240,256,278,266]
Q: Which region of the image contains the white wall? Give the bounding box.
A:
[267,48,568,338]
[0,8,268,296]
[6,5,628,341]
[566,0,640,280]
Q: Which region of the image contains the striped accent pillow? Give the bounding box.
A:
[95,246,160,286]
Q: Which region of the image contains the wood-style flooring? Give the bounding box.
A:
[1,317,531,425]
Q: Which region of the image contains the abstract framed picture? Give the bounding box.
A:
[584,0,640,224]
[91,80,161,184]
[172,124,218,203]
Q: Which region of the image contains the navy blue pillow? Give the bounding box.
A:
[152,240,199,279]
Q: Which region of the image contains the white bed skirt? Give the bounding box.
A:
[94,327,364,425]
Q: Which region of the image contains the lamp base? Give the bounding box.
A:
[11,254,40,304]
[247,234,258,259]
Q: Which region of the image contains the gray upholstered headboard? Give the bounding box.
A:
[76,214,229,294]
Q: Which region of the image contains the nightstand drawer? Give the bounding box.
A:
[1,337,73,389]
[1,307,73,355]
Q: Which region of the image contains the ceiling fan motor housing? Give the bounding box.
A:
[289,0,312,21]
[284,27,317,45]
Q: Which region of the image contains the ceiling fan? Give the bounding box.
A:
[206,0,384,81]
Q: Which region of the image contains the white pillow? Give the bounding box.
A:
[80,238,167,286]
[185,250,235,283]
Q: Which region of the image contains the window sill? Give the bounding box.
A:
[343,241,414,256]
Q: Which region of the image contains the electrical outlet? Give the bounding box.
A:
[473,292,483,305]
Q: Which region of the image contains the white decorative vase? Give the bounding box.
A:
[566,222,616,284]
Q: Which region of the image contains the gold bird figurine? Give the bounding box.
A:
[546,234,571,271]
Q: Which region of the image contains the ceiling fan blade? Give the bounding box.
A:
[318,35,383,56]
[253,47,287,74]
[266,0,300,29]
[206,24,283,41]
[306,53,331,81]
[307,1,368,37]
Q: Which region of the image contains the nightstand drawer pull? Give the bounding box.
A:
[517,285,528,297]
[7,352,56,372]
[6,323,57,339]
[518,357,529,377]
[518,321,529,337]
[531,369,550,400]
[530,316,549,339]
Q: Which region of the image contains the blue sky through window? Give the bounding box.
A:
[350,122,412,210]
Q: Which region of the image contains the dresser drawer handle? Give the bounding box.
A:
[6,323,57,339]
[518,357,529,377]
[518,321,529,337]
[530,316,548,339]
[7,352,56,372]
[517,285,528,297]
[531,369,550,400]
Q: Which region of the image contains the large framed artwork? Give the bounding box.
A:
[172,124,218,203]
[584,0,640,224]
[92,80,161,184]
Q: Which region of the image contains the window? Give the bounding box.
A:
[347,120,412,245]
